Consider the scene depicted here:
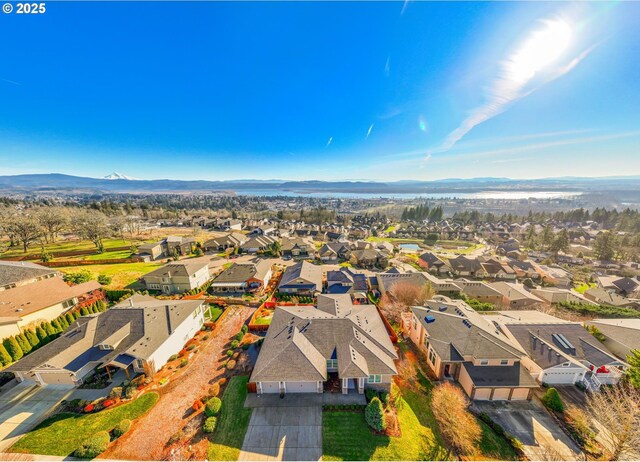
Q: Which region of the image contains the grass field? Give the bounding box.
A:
[59,262,163,288]
[9,392,159,457]
[206,305,224,322]
[207,376,253,461]
[574,282,596,294]
[0,238,140,258]
[477,421,517,460]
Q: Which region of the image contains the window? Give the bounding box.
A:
[326,359,338,369]
[479,360,489,366]
[428,348,437,366]
[500,359,509,365]
[368,374,381,383]
[135,359,144,369]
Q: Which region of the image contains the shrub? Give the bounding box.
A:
[168,354,178,361]
[187,344,196,351]
[102,399,115,407]
[226,359,236,370]
[84,403,95,413]
[234,332,244,342]
[542,387,564,413]
[64,270,94,285]
[168,430,184,445]
[226,350,234,357]
[205,397,222,416]
[209,383,221,397]
[365,397,386,431]
[110,386,123,399]
[179,359,188,368]
[97,274,112,285]
[0,344,12,367]
[230,340,240,349]
[73,431,111,459]
[3,337,23,362]
[218,377,227,386]
[203,416,217,433]
[241,324,248,335]
[565,406,595,444]
[365,388,378,402]
[241,343,250,350]
[192,399,204,411]
[113,419,131,438]
[202,334,210,341]
[124,386,136,399]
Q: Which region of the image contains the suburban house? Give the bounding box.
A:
[584,287,640,309]
[491,282,543,309]
[455,279,503,305]
[317,242,351,263]
[402,296,537,401]
[210,261,273,294]
[596,275,639,296]
[6,295,206,386]
[325,267,369,302]
[375,272,461,298]
[417,252,448,274]
[448,256,483,278]
[281,237,314,259]
[530,287,594,305]
[250,294,398,395]
[497,238,520,254]
[203,232,248,252]
[350,248,388,269]
[277,261,322,295]
[479,257,517,280]
[508,260,542,280]
[584,318,640,361]
[493,311,627,391]
[140,261,211,294]
[240,235,277,254]
[537,265,573,288]
[135,236,196,261]
[0,262,101,339]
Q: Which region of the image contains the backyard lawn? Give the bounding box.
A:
[0,238,140,258]
[9,392,159,457]
[59,261,163,288]
[477,421,517,460]
[206,305,224,322]
[574,282,596,294]
[323,386,447,461]
[207,376,253,461]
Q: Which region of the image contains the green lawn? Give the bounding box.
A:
[253,315,272,325]
[80,249,135,261]
[59,262,163,289]
[206,305,224,322]
[574,282,596,294]
[9,392,159,457]
[323,386,447,461]
[0,238,142,259]
[477,421,517,460]
[207,376,253,461]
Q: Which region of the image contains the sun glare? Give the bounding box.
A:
[508,19,572,83]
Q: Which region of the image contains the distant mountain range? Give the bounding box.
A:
[0,173,638,195]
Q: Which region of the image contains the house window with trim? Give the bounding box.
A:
[135,359,144,369]
[428,348,437,366]
[326,359,338,369]
[500,359,509,366]
[480,360,489,366]
[368,374,381,383]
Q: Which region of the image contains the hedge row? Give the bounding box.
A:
[0,300,107,368]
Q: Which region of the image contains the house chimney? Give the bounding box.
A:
[165,305,173,334]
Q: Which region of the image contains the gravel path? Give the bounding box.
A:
[102,305,254,461]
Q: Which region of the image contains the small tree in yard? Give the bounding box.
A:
[203,416,218,433]
[541,387,564,413]
[431,382,481,456]
[588,385,640,461]
[0,344,12,366]
[365,397,386,432]
[380,281,434,324]
[73,431,111,458]
[3,337,23,362]
[626,349,640,389]
[205,397,222,417]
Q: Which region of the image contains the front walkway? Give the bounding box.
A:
[68,370,127,402]
[239,406,322,461]
[245,391,365,408]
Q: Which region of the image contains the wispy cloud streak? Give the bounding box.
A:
[366,124,374,139]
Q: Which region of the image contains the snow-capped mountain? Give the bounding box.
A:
[103,172,140,181]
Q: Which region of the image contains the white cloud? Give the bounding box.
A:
[366,124,374,139]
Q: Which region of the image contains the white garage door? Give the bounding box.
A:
[260,381,280,393]
[285,381,317,393]
[39,372,76,385]
[510,388,530,401]
[541,371,581,385]
[491,388,511,401]
[474,388,492,400]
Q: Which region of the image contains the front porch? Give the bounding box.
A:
[245,390,365,408]
[323,372,365,394]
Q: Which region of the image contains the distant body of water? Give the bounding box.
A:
[231,189,583,200]
[399,243,421,251]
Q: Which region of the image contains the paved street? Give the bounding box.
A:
[473,399,582,461]
[0,383,74,452]
[239,406,322,462]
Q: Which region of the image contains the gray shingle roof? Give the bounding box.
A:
[251,295,397,383]
[462,362,538,388]
[0,261,58,287]
[278,261,322,290]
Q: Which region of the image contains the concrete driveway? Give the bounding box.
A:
[239,406,322,461]
[473,400,582,461]
[0,382,73,452]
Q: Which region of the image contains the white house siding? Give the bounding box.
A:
[539,366,585,385]
[0,322,20,339]
[259,381,280,393]
[18,300,75,330]
[147,305,205,373]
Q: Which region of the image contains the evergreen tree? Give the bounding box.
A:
[43,322,57,337]
[594,231,617,261]
[16,333,31,354]
[3,336,24,362]
[58,316,69,330]
[25,329,40,348]
[36,325,49,344]
[51,319,63,333]
[65,312,75,325]
[80,306,89,316]
[365,397,386,431]
[0,344,12,366]
[626,349,640,390]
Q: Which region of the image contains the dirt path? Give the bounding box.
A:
[102,306,254,461]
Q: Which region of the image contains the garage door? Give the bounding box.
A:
[285,381,317,393]
[510,388,530,401]
[259,381,280,393]
[541,371,582,385]
[38,372,76,385]
[474,388,492,400]
[491,388,511,400]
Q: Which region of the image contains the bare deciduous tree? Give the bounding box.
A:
[431,382,481,456]
[588,385,640,461]
[72,210,110,253]
[380,281,434,324]
[35,207,68,243]
[6,215,41,253]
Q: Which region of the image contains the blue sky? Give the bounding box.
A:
[0,1,639,181]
